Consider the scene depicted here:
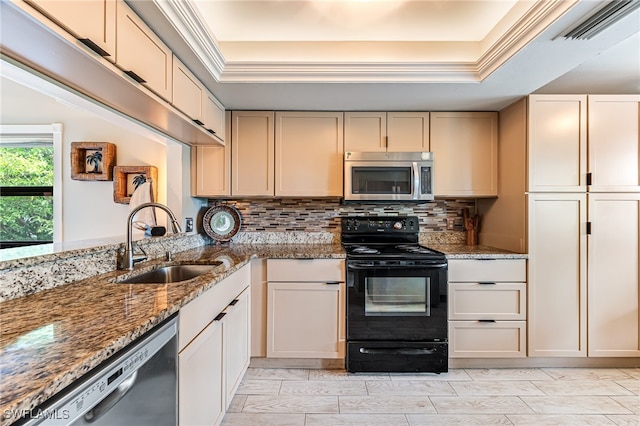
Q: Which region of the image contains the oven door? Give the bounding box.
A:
[346,260,447,341]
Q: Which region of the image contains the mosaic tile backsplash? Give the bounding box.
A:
[209,198,475,236]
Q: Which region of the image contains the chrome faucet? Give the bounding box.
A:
[119,202,183,270]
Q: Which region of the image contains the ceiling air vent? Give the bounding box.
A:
[560,0,640,40]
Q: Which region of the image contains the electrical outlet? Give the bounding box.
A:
[446,218,455,230]
[185,217,194,233]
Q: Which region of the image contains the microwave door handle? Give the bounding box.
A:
[412,162,420,200]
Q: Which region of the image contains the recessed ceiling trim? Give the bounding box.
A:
[219,62,480,83]
[152,0,225,80]
[560,0,640,40]
[477,0,579,80]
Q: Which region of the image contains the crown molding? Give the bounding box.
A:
[152,0,225,80]
[219,62,480,83]
[157,0,579,83]
[476,0,579,80]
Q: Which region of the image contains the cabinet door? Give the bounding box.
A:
[223,288,251,408]
[588,193,640,357]
[344,112,387,152]
[386,112,430,152]
[179,319,224,426]
[588,95,640,193]
[172,55,202,121]
[116,0,172,101]
[275,112,344,196]
[528,95,587,192]
[431,112,498,197]
[267,282,345,358]
[528,193,587,357]
[232,111,275,196]
[26,0,116,61]
[202,91,225,143]
[192,112,230,196]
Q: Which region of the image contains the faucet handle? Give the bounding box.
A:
[165,251,172,261]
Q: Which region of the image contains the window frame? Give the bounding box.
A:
[0,124,62,246]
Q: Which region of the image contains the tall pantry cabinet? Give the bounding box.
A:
[527,95,639,358]
[480,94,640,359]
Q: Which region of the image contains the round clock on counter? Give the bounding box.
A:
[202,204,242,242]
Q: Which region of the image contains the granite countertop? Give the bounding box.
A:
[0,241,520,424]
[430,244,527,259]
[0,243,344,426]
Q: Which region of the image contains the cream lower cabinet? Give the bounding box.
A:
[178,264,251,426]
[448,259,527,358]
[266,259,345,358]
[275,112,344,196]
[430,112,498,197]
[587,193,640,357]
[528,193,587,357]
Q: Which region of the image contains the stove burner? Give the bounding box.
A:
[396,245,436,255]
[352,246,380,254]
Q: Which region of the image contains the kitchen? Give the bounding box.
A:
[1,0,639,425]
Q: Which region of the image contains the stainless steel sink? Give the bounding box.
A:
[117,263,222,284]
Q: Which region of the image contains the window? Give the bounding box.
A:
[0,125,61,248]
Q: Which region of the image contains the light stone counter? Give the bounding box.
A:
[430,244,528,259]
[0,243,345,426]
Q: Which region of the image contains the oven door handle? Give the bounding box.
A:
[347,263,448,270]
[359,347,436,356]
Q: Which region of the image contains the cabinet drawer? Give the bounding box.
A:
[449,282,526,320]
[449,321,526,358]
[179,264,250,351]
[448,259,526,282]
[267,259,344,282]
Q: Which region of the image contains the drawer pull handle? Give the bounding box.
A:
[78,38,110,57]
[478,319,496,323]
[479,282,497,285]
[193,119,204,126]
[214,312,226,321]
[124,70,146,84]
[229,299,239,306]
[325,281,343,285]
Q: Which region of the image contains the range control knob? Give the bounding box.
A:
[393,221,403,230]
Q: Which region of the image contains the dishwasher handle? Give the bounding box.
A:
[84,371,138,423]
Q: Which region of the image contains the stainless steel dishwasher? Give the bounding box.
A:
[23,315,177,426]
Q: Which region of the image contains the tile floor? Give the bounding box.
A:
[222,367,640,425]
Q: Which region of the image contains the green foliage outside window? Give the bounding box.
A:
[0,146,54,243]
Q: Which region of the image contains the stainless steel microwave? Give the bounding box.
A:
[344,152,434,202]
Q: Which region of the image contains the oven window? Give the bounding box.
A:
[364,277,430,316]
[352,167,411,194]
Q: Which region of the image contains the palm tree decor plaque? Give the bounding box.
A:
[113,165,158,204]
[71,142,116,181]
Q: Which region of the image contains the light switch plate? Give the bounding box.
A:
[185,217,194,233]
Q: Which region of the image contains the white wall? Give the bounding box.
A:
[0,74,204,242]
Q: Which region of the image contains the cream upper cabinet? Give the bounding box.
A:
[527,193,587,357]
[192,113,231,197]
[25,0,116,61]
[172,55,203,122]
[430,112,498,197]
[528,95,587,192]
[115,0,172,102]
[588,193,640,357]
[266,259,345,359]
[344,112,387,152]
[202,90,226,143]
[231,111,275,196]
[344,112,429,152]
[588,95,640,193]
[275,112,344,196]
[387,112,430,151]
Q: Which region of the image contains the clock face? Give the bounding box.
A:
[202,205,242,241]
